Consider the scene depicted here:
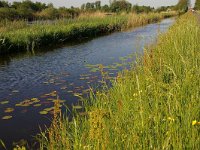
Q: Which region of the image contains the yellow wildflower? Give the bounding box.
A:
[167,117,174,122]
[192,120,200,126]
[192,120,197,126]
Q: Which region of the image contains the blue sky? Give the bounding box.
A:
[7,0,196,8]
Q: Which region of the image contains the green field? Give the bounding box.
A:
[36,12,200,150]
[0,12,175,54]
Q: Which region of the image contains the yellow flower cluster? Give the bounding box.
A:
[192,120,200,126]
[167,117,175,122]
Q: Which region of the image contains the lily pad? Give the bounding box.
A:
[45,91,57,97]
[90,68,99,73]
[15,98,40,107]
[44,107,54,112]
[74,93,83,97]
[61,86,67,90]
[47,98,55,101]
[85,64,99,68]
[0,101,9,105]
[39,111,48,115]
[4,108,14,113]
[2,115,12,120]
[33,104,41,107]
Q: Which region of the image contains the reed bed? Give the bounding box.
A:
[37,12,200,150]
[0,12,176,54]
[0,20,28,32]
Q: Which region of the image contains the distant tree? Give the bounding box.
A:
[11,1,20,9]
[156,6,172,12]
[0,1,9,8]
[132,5,154,13]
[67,8,80,18]
[0,8,18,20]
[194,0,200,10]
[9,0,47,20]
[90,3,95,9]
[37,7,59,19]
[175,0,188,12]
[85,2,91,10]
[12,0,37,12]
[81,4,85,10]
[110,0,132,13]
[95,1,101,10]
[47,3,54,8]
[34,2,47,11]
[57,7,80,19]
[101,4,110,12]
[15,1,35,20]
[58,7,70,18]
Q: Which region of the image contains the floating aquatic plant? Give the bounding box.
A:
[39,111,48,115]
[0,100,9,105]
[33,104,42,107]
[15,98,40,107]
[4,108,14,113]
[2,115,12,120]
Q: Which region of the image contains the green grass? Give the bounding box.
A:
[0,12,176,54]
[36,12,200,150]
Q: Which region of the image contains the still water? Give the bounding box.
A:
[0,18,175,147]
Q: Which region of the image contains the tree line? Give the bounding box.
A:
[0,0,79,21]
[194,0,200,10]
[0,0,185,21]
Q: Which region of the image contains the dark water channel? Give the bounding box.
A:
[0,18,175,148]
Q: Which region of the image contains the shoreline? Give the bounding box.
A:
[0,12,176,55]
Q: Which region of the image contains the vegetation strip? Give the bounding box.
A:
[36,12,200,149]
[0,12,176,54]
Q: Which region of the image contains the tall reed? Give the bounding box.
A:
[0,12,176,54]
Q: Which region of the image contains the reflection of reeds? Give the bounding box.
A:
[37,12,200,150]
[0,139,6,150]
[0,12,176,54]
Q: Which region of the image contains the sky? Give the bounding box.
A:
[7,0,196,8]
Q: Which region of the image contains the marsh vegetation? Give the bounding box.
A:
[37,12,200,149]
[0,12,176,54]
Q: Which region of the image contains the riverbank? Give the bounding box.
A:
[0,18,175,149]
[0,12,176,54]
[37,12,200,149]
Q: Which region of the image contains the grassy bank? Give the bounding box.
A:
[0,12,176,54]
[36,12,200,150]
